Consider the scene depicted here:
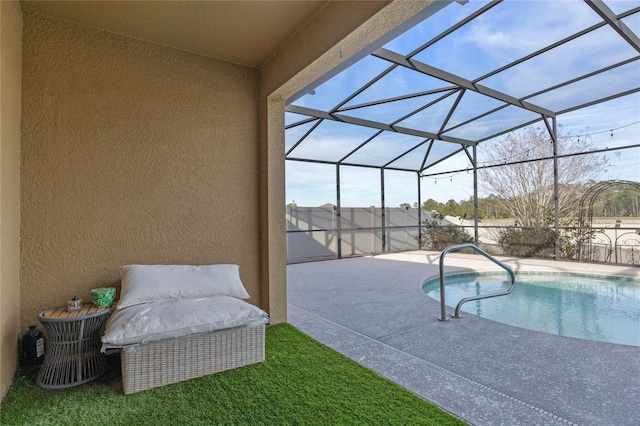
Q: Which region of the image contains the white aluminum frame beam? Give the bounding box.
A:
[285,104,476,146]
[585,0,640,53]
[373,48,556,118]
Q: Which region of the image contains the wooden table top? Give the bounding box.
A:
[41,304,109,319]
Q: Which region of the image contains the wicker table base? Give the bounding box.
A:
[37,304,110,389]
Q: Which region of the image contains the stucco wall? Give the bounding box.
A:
[20,12,260,330]
[3,0,440,399]
[0,0,22,400]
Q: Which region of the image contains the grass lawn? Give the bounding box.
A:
[1,323,465,425]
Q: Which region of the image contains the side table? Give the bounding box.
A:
[36,304,110,389]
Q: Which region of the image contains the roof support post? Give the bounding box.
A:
[336,164,342,259]
[473,145,479,244]
[381,168,386,254]
[417,172,422,250]
[552,117,560,261]
[544,116,561,261]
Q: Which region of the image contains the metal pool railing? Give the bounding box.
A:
[438,243,516,321]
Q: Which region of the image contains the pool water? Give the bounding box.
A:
[422,272,640,346]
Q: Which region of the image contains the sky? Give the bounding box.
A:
[285,0,640,207]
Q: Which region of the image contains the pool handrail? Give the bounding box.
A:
[438,243,516,321]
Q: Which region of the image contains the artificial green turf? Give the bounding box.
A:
[1,323,465,425]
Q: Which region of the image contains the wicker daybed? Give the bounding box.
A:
[119,323,265,394]
[102,264,269,394]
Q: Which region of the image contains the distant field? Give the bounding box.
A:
[474,218,640,226]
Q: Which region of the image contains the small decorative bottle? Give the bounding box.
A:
[22,325,45,366]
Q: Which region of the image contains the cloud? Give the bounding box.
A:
[460,1,599,58]
[481,25,637,98]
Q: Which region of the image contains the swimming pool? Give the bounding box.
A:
[422,271,640,346]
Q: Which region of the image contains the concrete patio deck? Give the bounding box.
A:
[287,251,639,426]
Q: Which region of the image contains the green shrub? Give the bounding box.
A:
[416,213,473,250]
[498,227,556,258]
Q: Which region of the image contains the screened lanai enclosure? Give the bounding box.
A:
[285,0,640,265]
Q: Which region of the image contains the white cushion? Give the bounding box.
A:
[102,296,268,348]
[117,264,250,309]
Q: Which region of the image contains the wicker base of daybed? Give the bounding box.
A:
[120,324,265,394]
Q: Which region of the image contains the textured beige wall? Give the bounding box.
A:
[1,0,444,400]
[20,12,260,330]
[0,0,22,400]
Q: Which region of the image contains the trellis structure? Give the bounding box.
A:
[576,180,640,262]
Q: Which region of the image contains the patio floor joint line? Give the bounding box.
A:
[288,303,578,426]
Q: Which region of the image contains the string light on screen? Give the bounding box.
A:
[574,120,638,141]
[476,120,640,168]
[420,120,638,179]
[430,169,467,184]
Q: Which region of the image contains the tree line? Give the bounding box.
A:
[417,196,511,220]
[590,186,640,218]
[411,182,639,221]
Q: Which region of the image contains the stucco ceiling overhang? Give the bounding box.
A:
[20,0,332,67]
